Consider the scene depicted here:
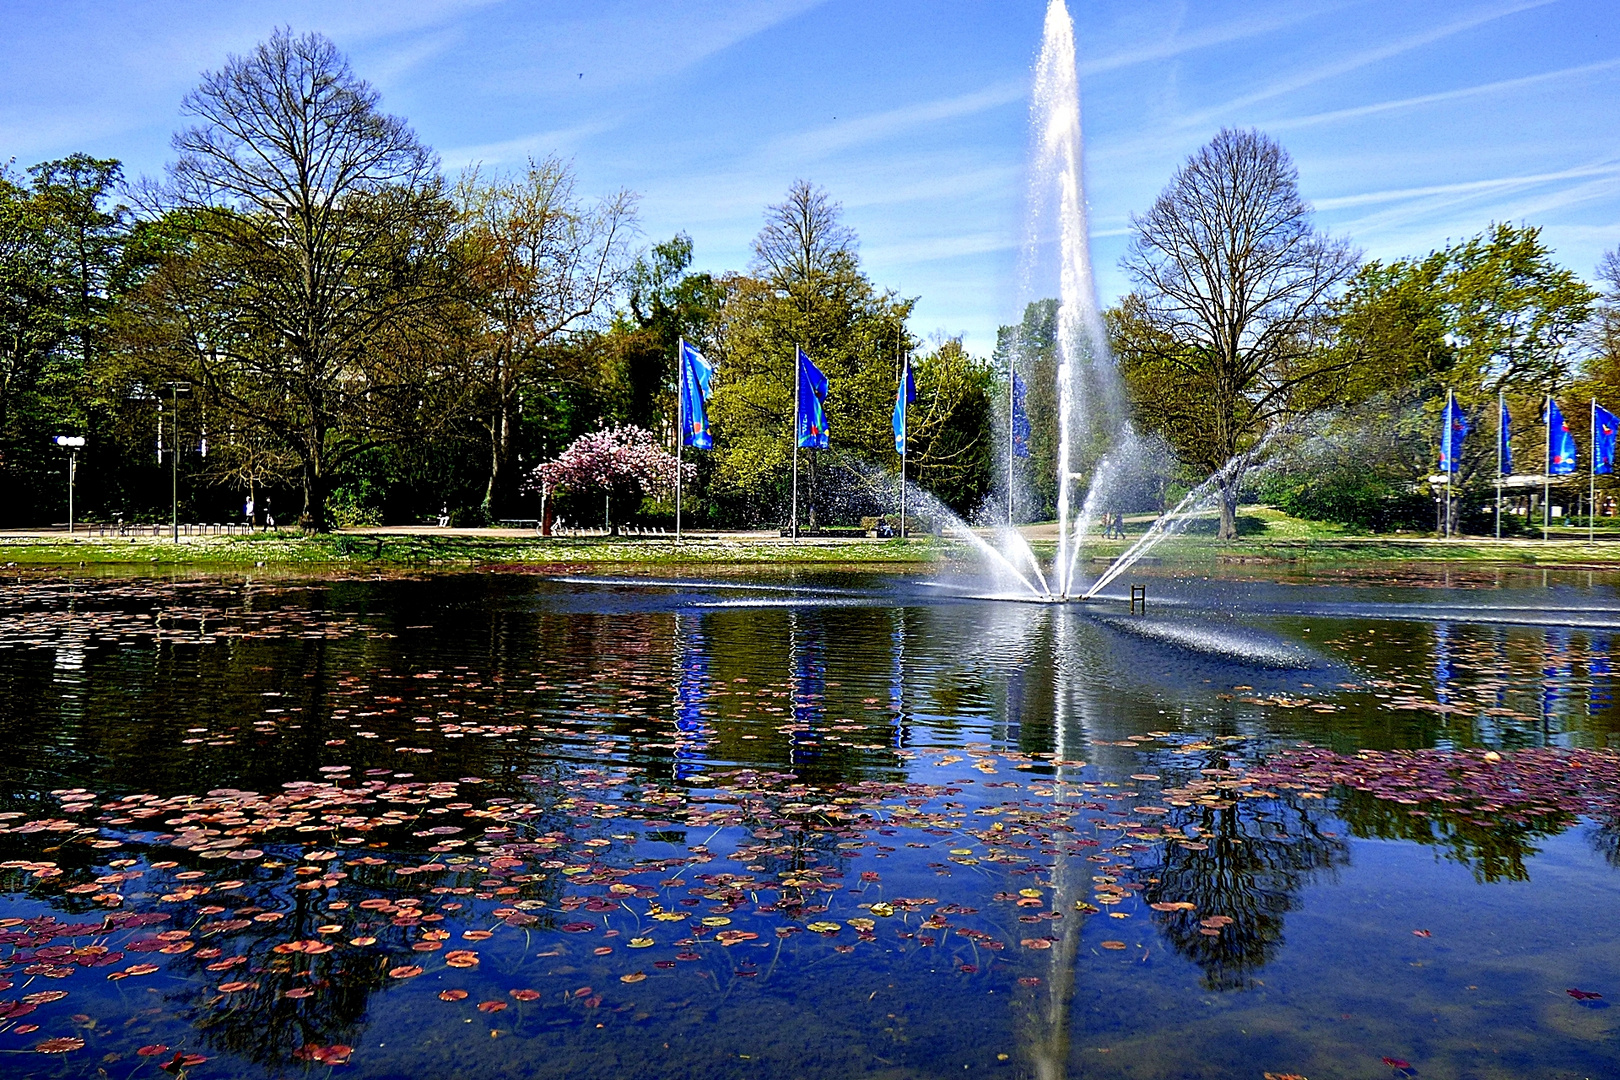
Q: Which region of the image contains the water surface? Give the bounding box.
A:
[1,565,1617,1079]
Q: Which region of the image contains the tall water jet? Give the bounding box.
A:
[1023,0,1129,598]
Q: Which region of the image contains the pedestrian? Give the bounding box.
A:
[437,504,450,528]
[264,497,275,530]
[244,495,255,528]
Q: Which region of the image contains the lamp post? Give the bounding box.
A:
[52,435,86,534]
[162,382,192,542]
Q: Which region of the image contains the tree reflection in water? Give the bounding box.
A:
[1336,787,1572,883]
[1133,753,1349,991]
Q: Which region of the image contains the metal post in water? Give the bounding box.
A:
[1130,583,1145,614]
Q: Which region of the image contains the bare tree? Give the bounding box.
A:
[1597,247,1620,360]
[455,158,636,518]
[751,179,858,332]
[1120,128,1358,538]
[142,28,457,531]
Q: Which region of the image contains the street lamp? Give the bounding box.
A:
[161,382,192,542]
[52,436,86,534]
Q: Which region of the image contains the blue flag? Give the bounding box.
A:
[1499,399,1512,474]
[1011,372,1030,459]
[796,347,829,450]
[679,340,714,450]
[1439,395,1469,473]
[892,357,917,454]
[1548,399,1577,475]
[1596,403,1617,475]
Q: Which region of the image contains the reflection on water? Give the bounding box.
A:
[1,568,1619,1078]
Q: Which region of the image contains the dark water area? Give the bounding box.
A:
[1,564,1618,1079]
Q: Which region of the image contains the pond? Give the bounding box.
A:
[1,564,1618,1079]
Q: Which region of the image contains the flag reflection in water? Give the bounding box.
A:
[672,613,712,780]
[1542,626,1572,741]
[1590,633,1612,713]
[790,611,826,764]
[1433,623,1453,706]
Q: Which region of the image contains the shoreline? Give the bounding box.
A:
[5,527,1620,571]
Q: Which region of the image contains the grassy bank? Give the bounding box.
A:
[5,506,1620,571]
[0,531,953,570]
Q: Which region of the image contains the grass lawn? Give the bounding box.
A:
[6,506,1620,571]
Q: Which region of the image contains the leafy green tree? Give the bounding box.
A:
[455,157,636,519]
[0,156,128,523]
[706,182,912,527]
[618,233,725,427]
[993,301,1058,518]
[904,338,996,514]
[1301,224,1595,531]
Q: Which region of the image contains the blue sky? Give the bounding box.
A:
[4,0,1617,354]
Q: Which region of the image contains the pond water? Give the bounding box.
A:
[2,564,1619,1079]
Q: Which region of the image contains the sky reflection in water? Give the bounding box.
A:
[0,565,1618,1079]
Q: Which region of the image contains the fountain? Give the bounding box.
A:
[986,0,1258,603]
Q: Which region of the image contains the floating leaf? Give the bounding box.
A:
[137,1045,171,1057]
[22,991,67,1005]
[620,972,647,984]
[1020,938,1052,950]
[34,1037,85,1053]
[509,989,541,1001]
[387,965,424,980]
[627,937,654,949]
[438,990,468,1001]
[477,1001,507,1013]
[1100,941,1127,950]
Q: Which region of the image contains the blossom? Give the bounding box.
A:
[526,425,692,498]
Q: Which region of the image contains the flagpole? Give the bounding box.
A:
[1007,358,1014,528]
[791,346,800,540]
[1544,395,1552,542]
[676,338,684,544]
[1495,389,1503,540]
[1591,398,1597,544]
[898,341,907,541]
[1445,388,1454,540]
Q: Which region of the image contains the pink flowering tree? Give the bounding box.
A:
[527,425,691,535]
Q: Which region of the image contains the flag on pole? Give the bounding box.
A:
[1011,372,1031,459]
[1596,403,1618,475]
[1499,399,1513,474]
[796,347,829,449]
[679,341,714,450]
[892,357,917,453]
[1439,394,1469,473]
[1548,399,1578,474]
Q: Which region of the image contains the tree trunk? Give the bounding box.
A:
[299,430,329,532]
[299,464,328,532]
[1216,476,1240,541]
[483,398,517,520]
